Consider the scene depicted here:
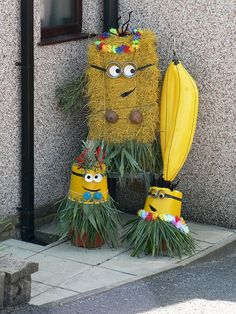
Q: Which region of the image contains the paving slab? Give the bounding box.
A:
[31,281,51,298]
[100,251,174,276]
[29,287,78,306]
[195,240,212,251]
[0,246,37,259]
[26,254,91,286]
[1,239,45,253]
[1,219,235,307]
[42,241,128,266]
[188,222,234,243]
[58,267,135,293]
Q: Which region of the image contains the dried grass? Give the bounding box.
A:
[87,30,160,144]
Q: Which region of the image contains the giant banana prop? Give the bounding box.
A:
[124,56,198,257]
[160,59,199,181]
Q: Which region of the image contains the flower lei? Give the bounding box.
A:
[137,210,190,234]
[95,28,143,54]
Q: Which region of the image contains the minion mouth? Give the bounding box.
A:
[121,87,136,97]
[83,186,101,192]
[149,205,158,212]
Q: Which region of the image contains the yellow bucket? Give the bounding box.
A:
[68,163,109,204]
[143,186,182,219]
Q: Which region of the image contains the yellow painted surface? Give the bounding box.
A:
[68,163,109,203]
[160,61,199,181]
[143,186,182,218]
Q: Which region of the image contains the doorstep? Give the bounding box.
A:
[0,214,235,306]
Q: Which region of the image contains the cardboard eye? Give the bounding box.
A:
[107,64,121,78]
[94,174,103,182]
[85,174,94,182]
[150,189,158,197]
[123,64,137,78]
[158,190,166,199]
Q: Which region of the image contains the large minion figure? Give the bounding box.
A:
[86,22,160,175]
[56,15,161,176]
[87,28,159,144]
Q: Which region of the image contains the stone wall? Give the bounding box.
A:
[0,256,38,308]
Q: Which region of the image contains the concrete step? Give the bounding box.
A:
[35,222,60,245]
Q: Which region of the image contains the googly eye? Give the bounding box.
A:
[123,63,137,78]
[107,63,121,78]
[149,189,158,198]
[158,190,166,199]
[94,174,103,183]
[85,173,94,182]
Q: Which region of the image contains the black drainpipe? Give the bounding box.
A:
[104,0,119,200]
[103,0,119,32]
[18,0,35,242]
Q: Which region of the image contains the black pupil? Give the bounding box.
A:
[130,68,135,73]
[87,175,90,179]
[95,175,98,179]
[115,68,120,73]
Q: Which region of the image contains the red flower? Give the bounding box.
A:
[95,146,106,169]
[99,43,104,49]
[124,46,130,53]
[76,148,89,168]
[146,212,153,221]
[175,216,181,223]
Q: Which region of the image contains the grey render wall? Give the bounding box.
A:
[0,0,21,218]
[0,0,102,218]
[33,0,102,208]
[0,0,235,228]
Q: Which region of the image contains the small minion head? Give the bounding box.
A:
[143,186,183,219]
[68,163,108,204]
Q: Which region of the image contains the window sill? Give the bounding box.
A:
[38,32,96,46]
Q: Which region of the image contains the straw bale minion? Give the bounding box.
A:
[86,28,160,144]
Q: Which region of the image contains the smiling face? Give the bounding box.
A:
[87,30,160,144]
[68,163,108,203]
[143,187,183,218]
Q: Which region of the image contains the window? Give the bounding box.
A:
[40,0,90,45]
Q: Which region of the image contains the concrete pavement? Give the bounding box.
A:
[2,237,236,314]
[0,213,235,308]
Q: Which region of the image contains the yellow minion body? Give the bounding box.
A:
[144,186,182,219]
[68,163,108,204]
[87,30,160,144]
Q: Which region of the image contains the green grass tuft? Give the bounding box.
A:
[85,139,162,180]
[56,197,121,248]
[123,217,196,257]
[56,73,87,113]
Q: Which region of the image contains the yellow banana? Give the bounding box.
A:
[160,60,199,182]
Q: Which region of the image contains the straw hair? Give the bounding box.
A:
[87,30,160,144]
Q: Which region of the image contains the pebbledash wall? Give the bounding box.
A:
[0,0,235,228]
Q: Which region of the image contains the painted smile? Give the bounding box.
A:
[149,205,158,212]
[121,87,136,97]
[83,186,101,192]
